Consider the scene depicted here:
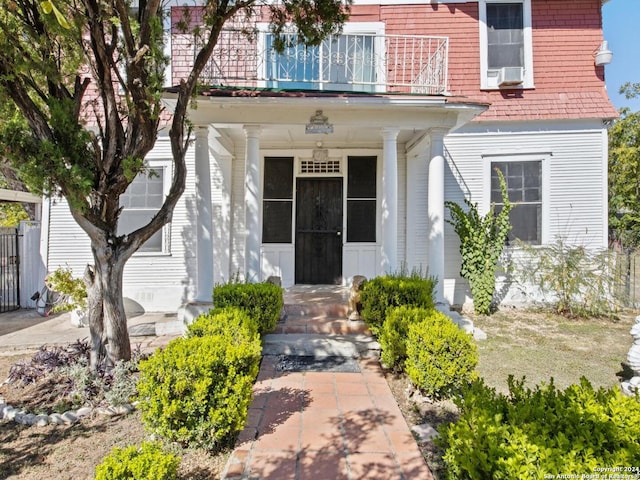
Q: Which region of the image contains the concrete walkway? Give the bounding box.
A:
[0,308,177,355]
[222,286,434,480]
[222,356,433,480]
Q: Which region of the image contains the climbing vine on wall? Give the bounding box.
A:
[445,170,512,315]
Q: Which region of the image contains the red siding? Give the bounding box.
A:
[170,0,617,121]
[381,0,616,120]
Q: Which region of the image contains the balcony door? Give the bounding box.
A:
[266,34,376,91]
[295,178,343,284]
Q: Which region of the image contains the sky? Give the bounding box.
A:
[602,0,640,111]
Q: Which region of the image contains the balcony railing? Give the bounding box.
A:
[198,29,449,95]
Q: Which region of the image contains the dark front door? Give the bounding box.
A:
[295,178,343,284]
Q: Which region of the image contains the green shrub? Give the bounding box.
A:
[137,333,261,450]
[405,311,477,399]
[213,281,283,335]
[94,441,180,480]
[445,169,512,315]
[360,274,435,335]
[513,237,620,319]
[187,306,259,340]
[438,377,640,479]
[380,306,433,371]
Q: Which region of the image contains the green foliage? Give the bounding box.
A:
[445,170,512,315]
[94,442,180,480]
[360,273,436,336]
[513,237,620,318]
[438,377,640,479]
[137,333,261,450]
[187,306,259,340]
[61,356,141,409]
[213,282,283,335]
[0,203,28,226]
[45,266,87,311]
[379,306,433,371]
[609,83,640,247]
[405,310,478,399]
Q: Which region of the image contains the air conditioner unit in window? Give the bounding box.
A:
[497,67,524,87]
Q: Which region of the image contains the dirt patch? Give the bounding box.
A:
[471,309,634,392]
[0,353,228,480]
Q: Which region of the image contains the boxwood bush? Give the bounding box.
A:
[94,442,179,480]
[438,377,640,479]
[405,310,478,399]
[380,306,433,371]
[213,281,283,335]
[186,306,258,340]
[136,332,261,450]
[360,273,435,335]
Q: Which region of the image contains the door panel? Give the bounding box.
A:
[295,178,343,284]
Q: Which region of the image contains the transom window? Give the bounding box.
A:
[491,161,542,245]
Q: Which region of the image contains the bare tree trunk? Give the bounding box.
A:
[86,242,131,366]
[98,253,131,364]
[84,264,106,369]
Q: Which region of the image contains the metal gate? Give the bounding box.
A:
[0,227,20,312]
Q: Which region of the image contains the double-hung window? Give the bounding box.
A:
[491,160,542,245]
[479,0,533,89]
[119,162,170,253]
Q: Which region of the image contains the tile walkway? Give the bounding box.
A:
[222,355,434,480]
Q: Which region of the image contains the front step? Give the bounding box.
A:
[284,303,349,318]
[273,314,370,335]
[262,333,380,359]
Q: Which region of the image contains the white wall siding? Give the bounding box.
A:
[211,149,233,285]
[46,136,198,312]
[396,146,407,272]
[230,142,247,280]
[405,152,430,272]
[442,125,608,306]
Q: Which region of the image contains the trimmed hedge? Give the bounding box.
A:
[379,306,433,371]
[213,282,283,335]
[94,442,179,480]
[360,274,436,335]
[186,306,258,340]
[405,310,478,399]
[438,377,640,479]
[137,333,261,450]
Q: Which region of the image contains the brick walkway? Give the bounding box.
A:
[222,355,434,480]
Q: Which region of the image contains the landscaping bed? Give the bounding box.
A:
[0,309,635,479]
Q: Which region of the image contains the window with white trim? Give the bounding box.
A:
[479,0,534,90]
[119,163,170,253]
[491,160,541,244]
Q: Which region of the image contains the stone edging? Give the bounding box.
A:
[0,396,136,427]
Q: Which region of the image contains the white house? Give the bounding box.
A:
[42,0,617,312]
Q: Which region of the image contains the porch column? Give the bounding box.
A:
[244,125,261,282]
[381,128,399,274]
[194,126,215,302]
[428,128,447,304]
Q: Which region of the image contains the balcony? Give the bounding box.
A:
[198,29,449,95]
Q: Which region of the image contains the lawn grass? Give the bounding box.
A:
[471,309,635,393]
